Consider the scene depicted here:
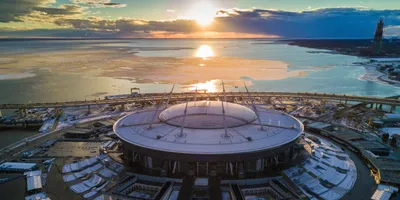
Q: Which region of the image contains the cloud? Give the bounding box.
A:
[55,18,199,33]
[33,4,84,15]
[50,8,400,38]
[2,6,400,38]
[71,0,126,8]
[166,10,175,13]
[0,0,85,23]
[213,8,400,38]
[384,25,400,36]
[0,28,121,38]
[0,0,55,22]
[101,3,126,8]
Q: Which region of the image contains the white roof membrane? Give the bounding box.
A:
[114,102,303,155]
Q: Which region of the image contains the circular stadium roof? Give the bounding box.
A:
[159,101,257,129]
[114,101,303,156]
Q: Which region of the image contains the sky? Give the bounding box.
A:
[0,0,400,38]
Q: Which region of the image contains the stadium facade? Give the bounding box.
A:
[114,100,304,178]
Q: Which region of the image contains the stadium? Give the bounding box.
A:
[114,99,305,178]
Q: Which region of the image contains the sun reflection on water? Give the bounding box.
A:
[189,80,219,93]
[195,45,214,60]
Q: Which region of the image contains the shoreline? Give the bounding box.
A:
[359,65,400,87]
[358,60,400,87]
[284,39,400,58]
[281,40,400,87]
[0,72,36,80]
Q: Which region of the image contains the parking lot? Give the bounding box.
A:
[47,141,102,157]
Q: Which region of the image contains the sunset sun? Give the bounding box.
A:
[190,1,215,26]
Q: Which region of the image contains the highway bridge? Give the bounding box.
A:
[0,92,399,111]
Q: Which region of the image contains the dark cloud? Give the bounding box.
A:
[52,8,400,38]
[33,5,83,15]
[55,18,117,30]
[0,0,83,22]
[213,8,400,38]
[0,0,52,22]
[0,28,154,38]
[71,0,126,8]
[0,28,120,37]
[55,18,198,33]
[2,7,400,38]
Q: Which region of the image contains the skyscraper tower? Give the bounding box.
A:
[372,18,384,55]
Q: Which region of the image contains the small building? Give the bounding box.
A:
[380,128,400,138]
[25,170,42,193]
[352,140,391,156]
[64,128,94,139]
[27,175,42,192]
[94,120,114,128]
[0,162,38,172]
[382,114,400,123]
[25,192,51,200]
[392,134,400,145]
[371,184,398,200]
[101,141,117,151]
[371,120,384,128]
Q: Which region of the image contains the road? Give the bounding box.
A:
[1,92,400,109]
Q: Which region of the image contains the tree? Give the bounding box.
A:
[391,137,398,147]
[382,133,389,142]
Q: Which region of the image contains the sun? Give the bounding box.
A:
[190,1,215,26]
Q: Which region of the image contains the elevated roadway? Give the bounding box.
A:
[0,92,400,110]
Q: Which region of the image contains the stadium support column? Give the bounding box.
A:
[172,161,177,174]
[290,146,294,160]
[239,162,244,179]
[206,162,209,176]
[236,162,238,174]
[197,162,199,176]
[0,109,2,117]
[390,105,396,113]
[145,156,153,173]
[162,161,168,177]
[256,159,262,172]
[230,162,234,176]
